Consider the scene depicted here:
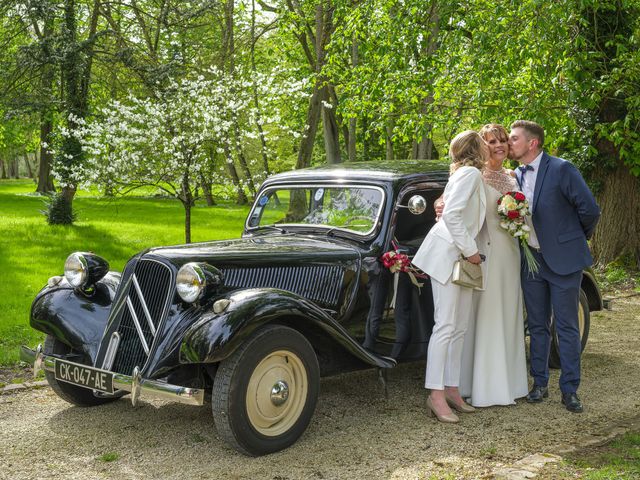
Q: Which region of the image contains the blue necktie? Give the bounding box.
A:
[518,164,534,188]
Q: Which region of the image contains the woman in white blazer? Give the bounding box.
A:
[412,130,488,423]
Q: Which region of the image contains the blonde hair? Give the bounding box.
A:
[449,130,487,174]
[479,123,508,143]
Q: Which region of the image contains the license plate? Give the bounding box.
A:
[54,359,114,394]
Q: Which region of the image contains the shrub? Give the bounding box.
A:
[42,193,76,225]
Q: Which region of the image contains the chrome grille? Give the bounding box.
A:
[222,265,344,307]
[111,259,174,375]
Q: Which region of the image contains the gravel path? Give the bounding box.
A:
[1,295,639,480]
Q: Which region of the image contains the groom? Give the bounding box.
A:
[508,120,600,413]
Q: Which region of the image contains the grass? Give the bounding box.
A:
[97,452,120,462]
[0,179,251,366]
[565,432,640,480]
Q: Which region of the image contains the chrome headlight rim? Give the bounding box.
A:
[176,262,223,304]
[176,263,206,303]
[63,252,110,290]
[64,252,89,288]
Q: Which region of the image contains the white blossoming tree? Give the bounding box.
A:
[71,68,307,243]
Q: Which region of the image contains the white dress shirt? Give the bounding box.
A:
[518,152,543,249]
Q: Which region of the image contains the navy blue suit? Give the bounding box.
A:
[520,153,600,394]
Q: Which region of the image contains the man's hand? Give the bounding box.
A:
[465,253,482,265]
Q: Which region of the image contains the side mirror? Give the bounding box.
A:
[406,195,427,215]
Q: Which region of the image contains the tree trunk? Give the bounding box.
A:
[412,5,438,161]
[415,136,434,160]
[289,0,336,169]
[574,2,638,266]
[385,118,394,161]
[591,163,640,266]
[61,185,76,203]
[223,143,248,204]
[183,201,192,244]
[362,115,369,161]
[0,160,6,179]
[233,125,257,197]
[54,0,100,221]
[295,84,323,170]
[35,7,56,194]
[9,158,18,178]
[321,86,342,164]
[25,154,34,178]
[347,37,358,162]
[200,173,215,206]
[181,173,194,243]
[222,0,256,197]
[251,0,272,186]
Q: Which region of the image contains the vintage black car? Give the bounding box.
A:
[21,160,603,456]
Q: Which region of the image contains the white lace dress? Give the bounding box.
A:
[460,169,529,406]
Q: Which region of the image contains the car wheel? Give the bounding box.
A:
[211,324,320,456]
[549,289,590,369]
[43,335,120,407]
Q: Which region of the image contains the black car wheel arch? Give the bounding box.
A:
[44,335,121,407]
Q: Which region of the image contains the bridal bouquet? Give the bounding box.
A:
[497,191,539,273]
[381,246,425,288]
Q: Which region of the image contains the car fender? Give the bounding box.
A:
[581,268,603,311]
[29,272,121,363]
[179,288,395,369]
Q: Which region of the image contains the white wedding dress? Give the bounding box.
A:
[460,169,529,406]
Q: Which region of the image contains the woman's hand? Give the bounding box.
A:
[434,196,444,221]
[465,252,482,264]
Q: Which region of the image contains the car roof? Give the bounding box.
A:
[264,160,450,185]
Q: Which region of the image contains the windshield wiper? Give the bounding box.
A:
[255,225,287,234]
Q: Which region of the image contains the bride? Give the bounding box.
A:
[459,123,529,407]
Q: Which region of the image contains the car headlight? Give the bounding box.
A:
[176,262,223,303]
[64,252,109,289]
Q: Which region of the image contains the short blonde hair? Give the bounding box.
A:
[449,130,487,174]
[479,123,508,143]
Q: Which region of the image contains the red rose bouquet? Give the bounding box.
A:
[381,244,425,288]
[497,191,539,273]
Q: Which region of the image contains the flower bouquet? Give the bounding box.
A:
[381,245,425,288]
[497,191,539,273]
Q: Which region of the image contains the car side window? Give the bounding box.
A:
[393,189,442,252]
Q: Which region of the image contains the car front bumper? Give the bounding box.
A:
[20,345,205,406]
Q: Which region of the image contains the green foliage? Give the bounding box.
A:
[43,192,76,225]
[599,254,640,291]
[0,179,250,366]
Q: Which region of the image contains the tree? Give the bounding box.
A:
[75,71,305,243]
[562,0,640,266]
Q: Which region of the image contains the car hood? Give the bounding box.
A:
[144,234,362,267]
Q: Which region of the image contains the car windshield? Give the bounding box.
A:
[247,184,385,235]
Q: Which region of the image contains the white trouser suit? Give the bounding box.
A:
[412,166,487,390]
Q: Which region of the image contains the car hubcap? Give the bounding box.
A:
[270,380,289,406]
[246,350,307,436]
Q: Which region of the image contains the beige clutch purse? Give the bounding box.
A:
[452,255,483,289]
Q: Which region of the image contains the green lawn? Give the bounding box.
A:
[0,179,251,366]
[541,431,640,479]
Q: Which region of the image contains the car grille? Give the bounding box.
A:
[222,265,344,307]
[110,259,174,375]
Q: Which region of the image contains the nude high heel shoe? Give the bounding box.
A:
[445,397,476,413]
[426,396,459,423]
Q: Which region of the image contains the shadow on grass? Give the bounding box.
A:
[0,223,140,363]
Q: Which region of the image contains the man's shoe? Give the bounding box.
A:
[561,393,584,413]
[526,385,549,403]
